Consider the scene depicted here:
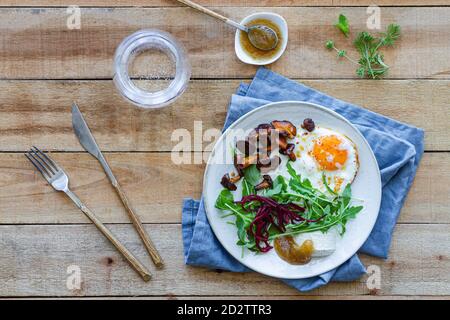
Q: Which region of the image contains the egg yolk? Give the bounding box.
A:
[312,135,348,171]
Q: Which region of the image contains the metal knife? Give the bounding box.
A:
[72,102,164,268]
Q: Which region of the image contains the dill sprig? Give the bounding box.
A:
[325,14,401,79]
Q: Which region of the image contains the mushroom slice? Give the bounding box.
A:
[228,171,242,184]
[236,139,256,156]
[271,120,297,139]
[229,174,241,184]
[255,123,273,133]
[280,143,297,161]
[258,155,282,174]
[233,153,244,176]
[257,130,271,153]
[220,173,237,191]
[276,135,288,151]
[257,153,271,167]
[255,175,273,191]
[237,154,258,169]
[246,124,271,142]
[301,118,315,132]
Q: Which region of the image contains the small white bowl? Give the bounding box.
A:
[235,12,288,65]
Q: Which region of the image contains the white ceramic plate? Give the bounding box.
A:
[203,101,381,279]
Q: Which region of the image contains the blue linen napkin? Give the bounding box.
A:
[182,67,424,292]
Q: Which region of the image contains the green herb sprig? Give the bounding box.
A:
[335,14,350,37]
[325,14,401,79]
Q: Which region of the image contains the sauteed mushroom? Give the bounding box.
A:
[236,139,256,156]
[281,143,296,161]
[229,173,241,184]
[271,120,297,139]
[220,173,237,191]
[276,135,288,151]
[301,118,315,132]
[241,154,258,169]
[255,123,272,133]
[258,155,281,174]
[219,120,300,189]
[233,153,244,176]
[255,175,273,191]
[234,153,258,171]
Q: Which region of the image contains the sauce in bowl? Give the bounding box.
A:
[239,18,283,61]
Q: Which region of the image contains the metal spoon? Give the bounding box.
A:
[176,0,278,51]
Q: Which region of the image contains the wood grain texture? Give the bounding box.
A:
[0,152,447,224]
[1,1,450,7]
[0,7,449,79]
[0,80,447,152]
[0,223,448,297]
[0,2,448,300]
[7,295,450,300]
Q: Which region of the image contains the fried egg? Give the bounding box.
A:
[270,125,359,194]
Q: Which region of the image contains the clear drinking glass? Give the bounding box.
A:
[113,29,191,109]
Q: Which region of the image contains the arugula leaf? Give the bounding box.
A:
[274,175,288,193]
[335,14,350,37]
[241,177,259,211]
[215,189,251,218]
[341,184,352,208]
[262,176,286,197]
[241,177,254,197]
[215,188,256,251]
[235,216,247,244]
[345,205,363,219]
[286,161,299,181]
[322,172,338,196]
[215,189,234,210]
[288,171,315,196]
[243,164,261,186]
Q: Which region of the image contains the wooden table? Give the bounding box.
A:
[0,0,449,300]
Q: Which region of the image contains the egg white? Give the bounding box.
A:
[268,125,359,195]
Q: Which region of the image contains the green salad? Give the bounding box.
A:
[215,162,363,254]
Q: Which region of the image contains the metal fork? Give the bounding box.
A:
[25,146,152,282]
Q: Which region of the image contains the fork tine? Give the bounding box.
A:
[27,151,53,177]
[32,146,59,171]
[31,146,57,174]
[30,149,55,175]
[25,152,51,180]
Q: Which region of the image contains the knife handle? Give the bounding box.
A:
[113,182,164,268]
[65,189,152,282]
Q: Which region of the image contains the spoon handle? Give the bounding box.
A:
[176,0,248,32]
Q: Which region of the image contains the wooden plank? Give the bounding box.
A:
[4,295,450,300]
[1,1,449,7]
[0,152,447,224]
[0,223,448,296]
[0,80,447,152]
[0,7,449,79]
